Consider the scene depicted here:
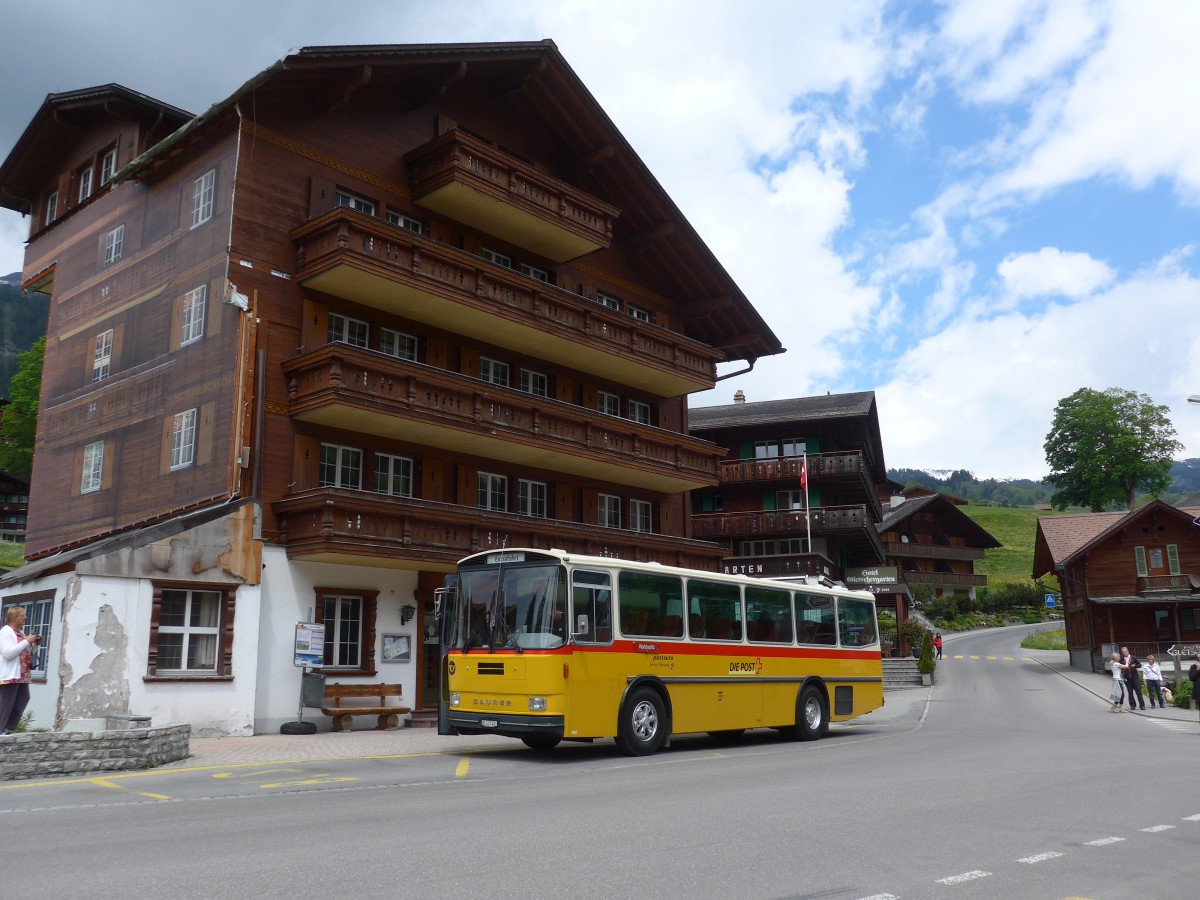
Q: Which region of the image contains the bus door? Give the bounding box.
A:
[567,569,618,737]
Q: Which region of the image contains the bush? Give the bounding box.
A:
[917,630,936,675]
[1174,678,1193,709]
[898,618,928,655]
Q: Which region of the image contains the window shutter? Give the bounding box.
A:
[582,488,598,525]
[1133,546,1148,577]
[582,383,598,410]
[72,445,84,496]
[809,487,821,507]
[807,435,821,453]
[1167,544,1181,576]
[762,490,775,511]
[101,440,114,489]
[112,324,125,371]
[160,416,175,474]
[169,292,183,351]
[422,458,445,501]
[196,401,215,466]
[292,434,320,490]
[461,347,480,378]
[554,483,572,520]
[456,465,477,505]
[308,176,335,217]
[555,373,576,404]
[740,442,753,461]
[207,278,222,337]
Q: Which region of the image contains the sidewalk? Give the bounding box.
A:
[1026,649,1198,724]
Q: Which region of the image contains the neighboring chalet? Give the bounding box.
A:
[687,390,889,591]
[0,470,30,544]
[1033,500,1200,674]
[0,42,782,735]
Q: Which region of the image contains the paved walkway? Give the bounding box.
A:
[163,651,1197,770]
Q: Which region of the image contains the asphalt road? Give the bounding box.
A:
[3,624,1199,899]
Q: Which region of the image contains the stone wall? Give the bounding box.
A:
[0,724,190,781]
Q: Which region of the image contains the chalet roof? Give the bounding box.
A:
[1032,500,1200,578]
[877,495,1002,549]
[689,391,876,430]
[88,41,783,364]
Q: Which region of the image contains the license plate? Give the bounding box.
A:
[481,719,498,728]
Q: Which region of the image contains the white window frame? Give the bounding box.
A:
[191,168,216,228]
[81,440,104,494]
[319,443,363,489]
[44,191,57,227]
[628,399,651,425]
[482,247,512,268]
[181,285,207,346]
[2,596,52,679]
[627,304,651,323]
[100,148,117,185]
[103,224,124,266]
[755,440,780,459]
[477,472,508,512]
[380,328,418,361]
[519,368,548,397]
[328,312,369,348]
[520,263,550,283]
[321,594,364,669]
[385,209,423,233]
[630,499,653,533]
[598,493,621,528]
[519,479,548,518]
[78,165,93,204]
[595,292,620,311]
[598,391,621,417]
[374,453,413,497]
[93,329,114,382]
[335,189,375,216]
[776,490,806,510]
[782,438,806,458]
[156,588,221,673]
[171,409,197,470]
[480,357,510,387]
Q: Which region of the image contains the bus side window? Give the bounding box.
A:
[572,570,612,644]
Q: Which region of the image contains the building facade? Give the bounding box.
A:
[0,43,782,734]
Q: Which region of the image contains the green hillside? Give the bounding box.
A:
[960,504,1065,592]
[0,276,49,398]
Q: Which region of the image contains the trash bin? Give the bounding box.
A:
[301,670,326,709]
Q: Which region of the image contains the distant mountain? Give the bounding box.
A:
[0,274,49,398]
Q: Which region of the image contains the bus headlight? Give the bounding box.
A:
[528,696,547,712]
[450,692,460,708]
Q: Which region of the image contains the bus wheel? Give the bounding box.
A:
[521,735,561,751]
[618,687,666,756]
[797,685,828,741]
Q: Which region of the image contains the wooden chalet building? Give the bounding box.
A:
[0,42,782,735]
[1033,500,1200,675]
[0,470,30,544]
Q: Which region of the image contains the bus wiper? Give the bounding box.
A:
[490,590,523,654]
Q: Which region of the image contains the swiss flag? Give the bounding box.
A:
[800,456,807,492]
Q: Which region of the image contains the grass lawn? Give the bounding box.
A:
[960,505,1067,590]
[0,542,24,571]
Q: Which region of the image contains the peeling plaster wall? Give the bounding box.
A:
[255,546,419,734]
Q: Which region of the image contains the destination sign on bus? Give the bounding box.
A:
[485,552,526,564]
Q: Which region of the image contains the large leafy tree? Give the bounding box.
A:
[0,336,44,482]
[1044,387,1183,511]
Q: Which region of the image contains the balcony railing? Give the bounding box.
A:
[883,541,985,562]
[290,208,719,396]
[272,488,725,572]
[405,129,619,262]
[691,504,874,539]
[1138,574,1199,592]
[902,570,987,588]
[281,344,723,493]
[716,451,881,519]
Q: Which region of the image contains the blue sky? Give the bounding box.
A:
[1,0,1197,479]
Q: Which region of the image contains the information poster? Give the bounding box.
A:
[294,622,325,668]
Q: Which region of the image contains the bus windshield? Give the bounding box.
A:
[457,563,566,651]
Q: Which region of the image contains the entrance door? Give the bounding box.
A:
[420,598,439,709]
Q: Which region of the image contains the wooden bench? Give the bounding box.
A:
[320,683,411,732]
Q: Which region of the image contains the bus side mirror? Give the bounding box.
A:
[573,614,589,636]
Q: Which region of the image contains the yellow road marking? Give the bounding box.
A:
[259,776,358,789]
[953,655,964,659]
[970,655,980,659]
[212,768,304,779]
[1003,656,1014,661]
[987,656,998,660]
[455,759,471,779]
[87,777,171,801]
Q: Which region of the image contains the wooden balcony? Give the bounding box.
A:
[272,488,726,572]
[692,504,885,561]
[902,571,987,588]
[883,541,985,562]
[1138,574,1199,592]
[281,344,723,493]
[291,209,719,397]
[404,129,619,262]
[716,452,881,519]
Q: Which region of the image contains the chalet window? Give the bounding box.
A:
[755,441,780,459]
[386,209,423,234]
[627,304,651,323]
[335,189,375,216]
[628,400,651,425]
[630,499,653,533]
[147,583,235,678]
[181,285,207,345]
[1150,548,1164,569]
[103,224,124,266]
[480,357,510,387]
[317,589,377,673]
[519,479,547,518]
[477,472,507,512]
[782,439,806,458]
[81,441,105,494]
[328,313,368,348]
[93,329,114,382]
[191,169,216,228]
[776,490,806,510]
[482,247,511,268]
[598,391,620,417]
[374,453,413,497]
[100,148,118,185]
[520,263,551,283]
[380,328,417,361]
[740,538,807,556]
[2,592,54,681]
[171,409,197,470]
[519,368,548,397]
[598,493,621,528]
[595,292,620,311]
[319,443,362,489]
[44,191,57,227]
[77,165,93,204]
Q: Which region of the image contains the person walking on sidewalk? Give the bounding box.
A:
[1143,654,1164,708]
[1121,646,1145,710]
[1109,652,1126,712]
[933,633,943,660]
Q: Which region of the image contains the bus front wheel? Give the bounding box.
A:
[618,687,667,756]
[796,685,828,741]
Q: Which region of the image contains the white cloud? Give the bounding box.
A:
[997,247,1115,305]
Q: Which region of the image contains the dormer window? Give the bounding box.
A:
[44,192,58,227]
[100,148,118,185]
[77,165,94,204]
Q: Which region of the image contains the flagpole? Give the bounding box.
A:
[802,452,812,555]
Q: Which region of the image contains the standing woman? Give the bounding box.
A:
[1143,654,1164,708]
[0,606,41,735]
[1109,652,1126,713]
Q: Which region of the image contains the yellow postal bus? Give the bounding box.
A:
[438,548,884,755]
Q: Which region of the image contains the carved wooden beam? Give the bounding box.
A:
[624,221,676,254]
[493,58,547,101]
[314,65,372,115]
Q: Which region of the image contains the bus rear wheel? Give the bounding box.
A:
[618,687,666,756]
[796,685,828,741]
[521,735,561,751]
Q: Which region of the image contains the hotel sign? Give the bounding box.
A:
[844,567,898,586]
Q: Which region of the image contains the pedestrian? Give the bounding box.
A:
[1143,654,1164,708]
[1189,655,1200,719]
[933,633,943,660]
[1120,645,1145,710]
[0,606,41,735]
[1109,652,1126,712]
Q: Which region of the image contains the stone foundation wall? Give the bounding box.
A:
[0,724,191,781]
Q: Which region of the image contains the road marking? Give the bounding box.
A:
[936,870,991,884]
[1085,836,1125,846]
[1184,814,1200,821]
[212,768,304,779]
[1017,851,1063,864]
[1142,825,1174,832]
[455,759,471,779]
[259,776,358,789]
[857,894,899,900]
[953,654,963,659]
[986,656,997,660]
[970,655,980,659]
[1003,656,1015,660]
[87,777,171,801]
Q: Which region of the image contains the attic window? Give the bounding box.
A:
[100,148,118,185]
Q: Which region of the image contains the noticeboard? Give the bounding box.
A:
[294,622,325,668]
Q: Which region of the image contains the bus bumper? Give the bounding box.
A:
[446,711,565,739]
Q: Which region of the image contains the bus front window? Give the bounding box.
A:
[459,565,565,650]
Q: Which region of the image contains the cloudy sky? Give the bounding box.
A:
[1,1,1198,480]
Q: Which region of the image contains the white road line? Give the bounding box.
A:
[1017,851,1063,864]
[1085,836,1125,846]
[936,870,992,885]
[857,894,899,900]
[1142,825,1174,832]
[1184,814,1200,821]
